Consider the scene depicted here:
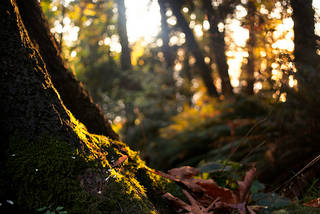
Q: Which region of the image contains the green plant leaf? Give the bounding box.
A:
[250,180,265,194]
[37,207,47,212]
[252,192,291,213]
[56,206,64,211]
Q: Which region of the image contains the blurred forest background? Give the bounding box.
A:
[40,0,320,211]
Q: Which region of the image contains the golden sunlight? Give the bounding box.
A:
[125,0,161,43]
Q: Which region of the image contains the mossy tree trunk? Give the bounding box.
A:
[15,0,119,140]
[0,1,177,213]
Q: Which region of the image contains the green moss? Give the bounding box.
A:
[7,136,92,213]
[4,112,179,213]
[5,133,177,213]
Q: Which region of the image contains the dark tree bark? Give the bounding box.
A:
[244,0,256,95]
[202,0,234,96]
[167,0,219,97]
[116,0,132,71]
[158,0,175,68]
[0,1,176,213]
[291,0,320,75]
[15,0,119,140]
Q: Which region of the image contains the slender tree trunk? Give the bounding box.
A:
[182,52,194,105]
[116,0,132,70]
[245,0,256,95]
[158,0,175,68]
[59,4,66,50]
[167,0,219,97]
[15,0,119,140]
[291,0,319,77]
[202,0,234,96]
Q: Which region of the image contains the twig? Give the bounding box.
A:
[272,153,320,192]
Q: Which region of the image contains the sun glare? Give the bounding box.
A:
[125,0,161,43]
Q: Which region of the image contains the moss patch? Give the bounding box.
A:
[5,133,178,213]
[7,136,92,213]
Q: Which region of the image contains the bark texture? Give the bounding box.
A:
[291,0,319,73]
[116,0,132,71]
[15,0,119,140]
[202,0,234,96]
[167,0,219,98]
[158,0,175,68]
[244,0,256,95]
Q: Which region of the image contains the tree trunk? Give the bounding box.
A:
[158,0,175,68]
[167,0,219,98]
[15,0,119,140]
[0,1,176,213]
[202,0,234,96]
[116,0,132,71]
[244,0,256,95]
[291,0,320,81]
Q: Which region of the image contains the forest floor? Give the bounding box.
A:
[137,94,320,213]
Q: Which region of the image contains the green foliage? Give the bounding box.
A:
[252,192,291,213]
[145,95,271,169]
[37,206,67,214]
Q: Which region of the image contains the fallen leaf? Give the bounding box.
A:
[150,165,258,214]
[247,205,267,213]
[163,192,191,212]
[303,197,320,208]
[168,166,199,179]
[147,168,180,182]
[237,166,256,202]
[226,202,246,214]
[112,155,128,167]
[196,179,238,204]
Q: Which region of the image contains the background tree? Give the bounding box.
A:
[244,0,257,95]
[167,0,219,98]
[291,0,320,87]
[158,0,175,68]
[202,0,235,96]
[116,0,132,70]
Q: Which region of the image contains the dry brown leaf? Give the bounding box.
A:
[303,197,320,208]
[180,178,206,193]
[152,165,257,214]
[163,189,217,213]
[227,202,246,214]
[237,166,256,202]
[147,168,180,182]
[168,166,199,179]
[112,154,128,167]
[183,190,215,214]
[163,192,191,212]
[197,179,238,204]
[247,205,267,213]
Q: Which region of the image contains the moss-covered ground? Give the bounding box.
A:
[4,113,180,213]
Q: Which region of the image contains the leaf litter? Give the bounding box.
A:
[149,165,259,213]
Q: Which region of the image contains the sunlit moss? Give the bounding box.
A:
[6,112,175,213]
